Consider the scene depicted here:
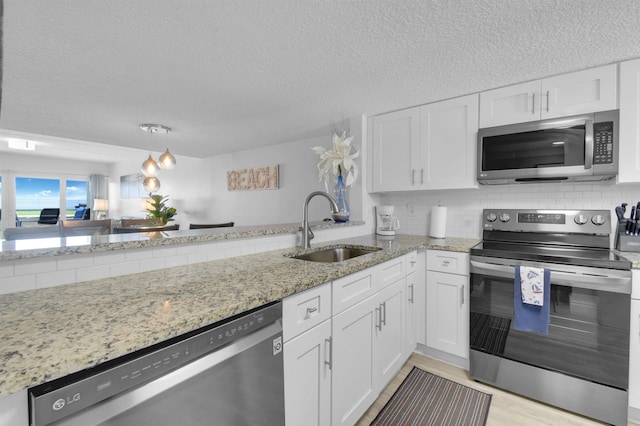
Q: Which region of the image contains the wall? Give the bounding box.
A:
[108,116,369,229]
[380,180,640,240]
[199,119,366,227]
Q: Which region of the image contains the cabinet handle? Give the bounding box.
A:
[306,306,318,316]
[420,168,424,184]
[546,90,550,112]
[442,259,450,267]
[410,260,417,266]
[411,169,416,185]
[460,285,465,307]
[325,337,332,370]
[408,284,414,303]
[375,306,382,330]
[382,301,387,327]
[532,93,536,114]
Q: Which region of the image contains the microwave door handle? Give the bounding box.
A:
[584,119,594,170]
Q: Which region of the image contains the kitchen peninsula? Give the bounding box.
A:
[0,222,478,397]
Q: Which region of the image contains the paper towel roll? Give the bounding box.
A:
[430,206,447,239]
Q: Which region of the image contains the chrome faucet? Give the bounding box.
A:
[301,191,340,248]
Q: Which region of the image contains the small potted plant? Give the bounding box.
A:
[146,194,177,225]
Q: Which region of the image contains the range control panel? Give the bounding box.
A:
[483,209,610,234]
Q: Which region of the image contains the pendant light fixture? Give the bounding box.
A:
[139,123,176,193]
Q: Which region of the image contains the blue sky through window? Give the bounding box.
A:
[15,178,88,210]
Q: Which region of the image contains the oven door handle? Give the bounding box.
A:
[470,260,631,294]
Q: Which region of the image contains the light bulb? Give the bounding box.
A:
[158,149,176,169]
[142,155,160,177]
[143,176,161,193]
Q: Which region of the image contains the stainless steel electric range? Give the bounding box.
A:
[469,209,632,426]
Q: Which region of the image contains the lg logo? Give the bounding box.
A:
[52,393,80,411]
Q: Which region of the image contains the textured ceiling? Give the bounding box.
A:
[1,0,640,161]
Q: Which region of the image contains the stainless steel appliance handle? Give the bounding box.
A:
[470,259,631,294]
[584,119,594,170]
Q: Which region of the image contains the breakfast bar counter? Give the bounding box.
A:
[0,233,477,396]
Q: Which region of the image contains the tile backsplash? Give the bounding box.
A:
[381,180,640,239]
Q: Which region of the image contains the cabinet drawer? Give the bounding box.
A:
[333,267,378,315]
[379,255,407,288]
[283,282,331,342]
[427,250,469,275]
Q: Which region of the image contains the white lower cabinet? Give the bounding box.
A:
[426,251,470,359]
[284,253,421,426]
[283,283,332,426]
[332,277,406,426]
[630,269,640,416]
[284,319,332,426]
[406,250,426,353]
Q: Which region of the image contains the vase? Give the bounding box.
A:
[333,175,350,222]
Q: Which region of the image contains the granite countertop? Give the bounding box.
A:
[0,221,364,261]
[0,234,478,396]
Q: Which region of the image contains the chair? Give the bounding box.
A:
[114,224,179,233]
[189,222,234,230]
[37,208,60,225]
[73,205,90,220]
[60,219,112,237]
[120,218,163,228]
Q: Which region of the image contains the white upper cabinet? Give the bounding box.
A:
[370,94,478,192]
[618,58,640,183]
[480,64,618,128]
[371,107,420,192]
[419,94,478,190]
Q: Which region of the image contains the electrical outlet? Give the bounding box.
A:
[407,203,417,217]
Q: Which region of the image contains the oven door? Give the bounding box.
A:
[469,256,630,390]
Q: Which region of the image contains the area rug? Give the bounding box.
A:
[370,367,492,426]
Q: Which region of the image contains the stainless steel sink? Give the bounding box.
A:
[289,245,382,263]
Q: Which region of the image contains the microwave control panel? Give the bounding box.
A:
[593,121,614,164]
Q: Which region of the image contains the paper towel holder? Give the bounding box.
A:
[429,206,447,239]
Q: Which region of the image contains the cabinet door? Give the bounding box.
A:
[419,94,479,189]
[371,107,420,192]
[332,297,377,426]
[618,59,640,183]
[479,80,541,127]
[414,251,426,346]
[426,270,469,359]
[542,64,618,119]
[374,278,406,389]
[284,320,332,426]
[406,271,417,354]
[630,299,640,410]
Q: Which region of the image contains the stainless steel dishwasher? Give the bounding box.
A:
[28,301,284,426]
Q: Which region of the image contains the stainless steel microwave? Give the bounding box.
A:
[477,110,619,184]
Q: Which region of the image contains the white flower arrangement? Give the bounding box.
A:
[311,131,360,187]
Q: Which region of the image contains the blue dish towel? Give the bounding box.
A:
[514,266,550,334]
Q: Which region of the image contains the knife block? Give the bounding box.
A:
[615,220,640,252]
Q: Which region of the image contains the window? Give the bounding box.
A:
[15,177,61,223]
[66,180,89,219]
